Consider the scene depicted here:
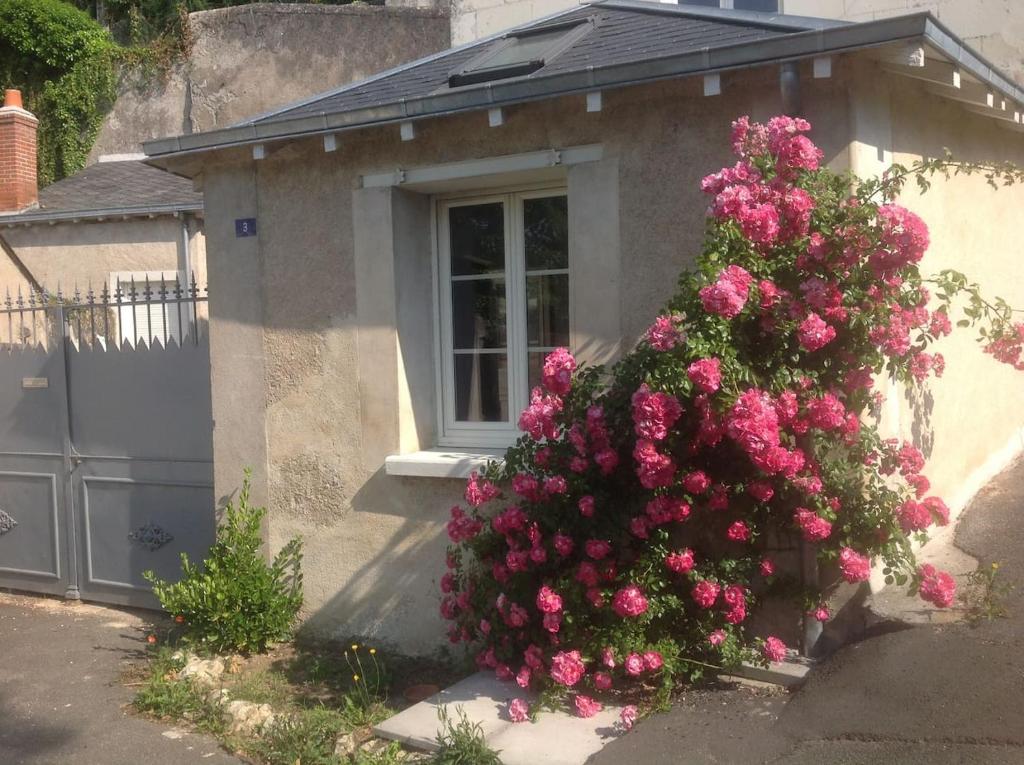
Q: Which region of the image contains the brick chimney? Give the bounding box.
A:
[0,89,39,213]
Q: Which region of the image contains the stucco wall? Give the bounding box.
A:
[882,75,1024,514]
[1,216,192,290]
[90,4,451,160]
[195,62,853,654]
[451,0,1024,88]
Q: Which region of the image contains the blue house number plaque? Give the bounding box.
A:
[235,218,257,237]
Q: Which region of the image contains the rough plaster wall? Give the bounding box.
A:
[885,76,1024,510]
[89,4,450,160]
[1,218,183,289]
[199,63,852,654]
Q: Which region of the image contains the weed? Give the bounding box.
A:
[431,706,502,765]
[351,740,407,764]
[962,561,1015,625]
[133,652,225,736]
[250,706,347,765]
[229,669,293,707]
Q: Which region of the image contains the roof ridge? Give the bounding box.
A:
[589,0,850,32]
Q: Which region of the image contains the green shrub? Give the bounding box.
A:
[145,469,303,654]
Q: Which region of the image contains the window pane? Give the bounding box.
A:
[734,0,778,10]
[527,274,569,348]
[527,352,545,391]
[455,353,509,422]
[452,278,507,350]
[682,0,719,6]
[449,203,505,276]
[485,29,566,69]
[524,196,568,270]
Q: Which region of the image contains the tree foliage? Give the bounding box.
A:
[0,0,118,185]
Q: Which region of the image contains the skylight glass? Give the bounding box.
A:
[449,19,592,88]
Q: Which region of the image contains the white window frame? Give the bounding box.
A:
[433,184,569,448]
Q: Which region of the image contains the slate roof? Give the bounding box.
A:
[0,160,202,224]
[257,3,821,126]
[143,0,1024,161]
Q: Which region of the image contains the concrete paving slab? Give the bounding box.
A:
[374,671,626,764]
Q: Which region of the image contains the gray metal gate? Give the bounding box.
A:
[0,280,215,609]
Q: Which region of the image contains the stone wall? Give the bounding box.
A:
[90,3,450,159]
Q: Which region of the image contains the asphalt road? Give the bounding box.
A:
[0,594,243,765]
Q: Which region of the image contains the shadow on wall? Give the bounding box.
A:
[296,468,458,656]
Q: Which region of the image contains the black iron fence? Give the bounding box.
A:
[0,274,208,350]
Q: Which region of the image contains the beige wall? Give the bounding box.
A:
[1,216,202,291]
[882,75,1024,512]
[194,62,853,654]
[451,0,1024,88]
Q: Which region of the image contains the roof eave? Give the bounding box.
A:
[144,12,1022,164]
[0,202,203,226]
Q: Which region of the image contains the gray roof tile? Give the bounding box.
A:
[254,3,810,126]
[19,161,201,219]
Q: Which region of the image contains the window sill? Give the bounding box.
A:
[384,448,505,479]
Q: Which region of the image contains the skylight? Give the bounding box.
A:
[448,18,593,88]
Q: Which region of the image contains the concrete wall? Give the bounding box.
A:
[193,61,853,654]
[90,3,450,160]
[450,0,1024,88]
[0,216,198,291]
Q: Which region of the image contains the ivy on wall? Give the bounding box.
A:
[0,0,118,186]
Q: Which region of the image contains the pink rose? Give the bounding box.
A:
[536,585,563,614]
[516,666,532,688]
[593,672,613,691]
[578,495,595,517]
[624,653,644,676]
[508,698,529,723]
[646,314,685,351]
[763,636,787,663]
[601,647,616,668]
[794,508,832,542]
[620,705,638,731]
[918,564,956,608]
[759,558,775,577]
[585,539,613,560]
[683,470,711,494]
[666,548,695,574]
[687,358,722,393]
[691,579,720,609]
[575,694,603,719]
[726,520,751,542]
[553,533,574,557]
[550,650,586,687]
[798,312,837,352]
[542,347,576,396]
[708,629,727,647]
[612,585,649,618]
[838,547,871,583]
[642,651,663,671]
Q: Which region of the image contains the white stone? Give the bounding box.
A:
[179,656,225,688]
[223,700,275,736]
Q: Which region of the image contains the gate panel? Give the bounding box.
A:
[0,344,72,597]
[0,281,214,609]
[67,334,214,608]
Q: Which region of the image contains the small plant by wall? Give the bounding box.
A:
[145,469,304,653]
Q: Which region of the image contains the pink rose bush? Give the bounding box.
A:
[440,116,1023,725]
